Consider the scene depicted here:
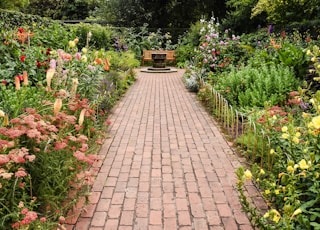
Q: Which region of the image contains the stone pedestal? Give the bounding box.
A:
[152,53,166,68]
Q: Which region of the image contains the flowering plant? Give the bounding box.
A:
[0,22,138,229]
[195,17,245,73]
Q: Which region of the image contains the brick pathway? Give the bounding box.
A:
[66,69,256,229]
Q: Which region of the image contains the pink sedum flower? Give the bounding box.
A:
[0,154,10,165]
[15,168,27,178]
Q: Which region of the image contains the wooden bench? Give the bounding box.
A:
[141,50,176,66]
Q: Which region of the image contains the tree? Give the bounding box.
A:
[252,0,320,24]
[24,0,95,20]
[0,0,29,10]
[222,0,266,33]
[94,0,226,29]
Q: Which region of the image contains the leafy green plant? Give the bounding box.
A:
[214,64,299,109]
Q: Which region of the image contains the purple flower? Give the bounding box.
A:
[50,59,56,69]
[87,65,96,71]
[300,100,309,110]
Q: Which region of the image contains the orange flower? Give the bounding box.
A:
[270,39,276,45]
[15,76,21,90]
[23,71,28,86]
[95,58,102,65]
[103,59,110,71]
[78,109,87,126]
[63,53,73,62]
[273,44,281,50]
[46,68,55,91]
[53,99,63,115]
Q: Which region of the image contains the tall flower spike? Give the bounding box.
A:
[23,71,28,86]
[53,98,63,115]
[78,109,87,126]
[15,76,21,90]
[2,114,9,126]
[71,78,79,96]
[46,68,55,91]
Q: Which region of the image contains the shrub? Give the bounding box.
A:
[214,64,299,109]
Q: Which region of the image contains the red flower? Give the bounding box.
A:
[20,56,26,62]
[18,28,25,33]
[306,36,311,43]
[1,80,7,85]
[36,60,42,68]
[46,48,51,55]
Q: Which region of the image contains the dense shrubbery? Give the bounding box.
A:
[0,17,139,229]
[181,16,320,229]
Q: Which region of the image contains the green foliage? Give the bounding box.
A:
[0,9,52,30]
[222,0,266,34]
[0,0,29,10]
[276,42,309,78]
[214,64,299,109]
[252,0,320,24]
[24,0,95,20]
[93,0,226,30]
[0,16,138,228]
[0,85,47,118]
[115,24,177,61]
[176,21,202,66]
[72,23,114,50]
[106,50,140,71]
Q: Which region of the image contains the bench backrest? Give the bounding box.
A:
[143,50,175,60]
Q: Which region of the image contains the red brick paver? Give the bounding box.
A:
[67,69,261,229]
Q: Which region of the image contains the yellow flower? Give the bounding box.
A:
[308,122,314,129]
[260,169,265,175]
[315,172,319,179]
[295,132,301,138]
[81,55,87,63]
[298,159,309,170]
[291,208,302,219]
[0,110,5,117]
[274,189,280,195]
[263,212,270,218]
[302,112,311,118]
[269,149,275,155]
[287,166,294,173]
[281,126,288,132]
[82,47,88,54]
[271,209,281,223]
[310,98,315,104]
[306,50,311,55]
[264,189,271,195]
[69,40,76,48]
[273,214,280,223]
[282,133,289,139]
[312,116,320,129]
[292,136,299,144]
[244,169,252,180]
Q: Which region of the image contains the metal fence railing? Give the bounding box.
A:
[208,85,271,169]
